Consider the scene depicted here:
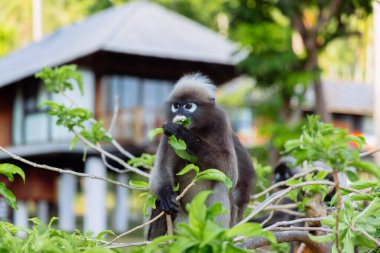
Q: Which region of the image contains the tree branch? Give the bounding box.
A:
[104,181,196,246]
[241,181,335,225]
[0,146,143,190]
[237,231,331,253]
[251,167,322,200]
[74,132,150,178]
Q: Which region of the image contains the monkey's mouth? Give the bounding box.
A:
[173,115,187,123]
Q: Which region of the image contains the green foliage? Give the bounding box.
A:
[177,165,233,190]
[0,217,122,253]
[128,154,155,169]
[148,128,164,141]
[37,66,112,147]
[310,198,380,252]
[36,65,83,95]
[0,163,25,210]
[132,191,275,253]
[284,115,365,174]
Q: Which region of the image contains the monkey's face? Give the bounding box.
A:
[166,97,215,130]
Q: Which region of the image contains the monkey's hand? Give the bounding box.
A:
[157,185,180,215]
[163,123,200,146]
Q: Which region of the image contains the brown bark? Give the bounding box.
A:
[237,231,331,253]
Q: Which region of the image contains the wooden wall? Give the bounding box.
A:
[0,87,14,147]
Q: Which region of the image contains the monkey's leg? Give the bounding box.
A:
[207,182,231,228]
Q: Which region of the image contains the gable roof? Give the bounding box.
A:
[0,1,239,87]
[304,80,373,116]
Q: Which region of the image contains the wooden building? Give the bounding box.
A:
[0,1,239,233]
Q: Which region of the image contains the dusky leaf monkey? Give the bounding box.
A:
[147,74,255,239]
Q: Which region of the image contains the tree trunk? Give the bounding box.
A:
[306,44,331,123]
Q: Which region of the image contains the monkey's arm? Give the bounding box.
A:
[150,135,180,214]
[163,123,237,182]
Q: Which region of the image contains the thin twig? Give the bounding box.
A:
[104,241,151,249]
[61,92,136,159]
[360,148,380,158]
[296,243,306,253]
[351,226,380,247]
[276,209,306,218]
[104,181,196,246]
[332,169,342,253]
[166,215,174,238]
[0,146,144,190]
[75,132,150,178]
[240,181,335,225]
[260,198,283,227]
[264,217,327,232]
[269,227,332,233]
[252,168,322,200]
[108,96,119,133]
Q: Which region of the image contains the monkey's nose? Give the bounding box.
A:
[173,115,186,123]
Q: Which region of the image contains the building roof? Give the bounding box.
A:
[0,1,239,87]
[304,80,373,116]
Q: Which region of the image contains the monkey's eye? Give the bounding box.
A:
[171,103,180,112]
[184,103,197,113]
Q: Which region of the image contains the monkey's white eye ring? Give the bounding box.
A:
[184,103,197,113]
[171,103,180,112]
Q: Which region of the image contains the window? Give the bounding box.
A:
[22,83,50,144]
[106,76,139,110]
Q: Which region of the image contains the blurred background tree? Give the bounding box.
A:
[0,0,373,165]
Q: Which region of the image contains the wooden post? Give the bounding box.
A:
[112,174,129,233]
[84,157,107,233]
[58,173,77,231]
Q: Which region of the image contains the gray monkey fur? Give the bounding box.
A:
[147,74,255,239]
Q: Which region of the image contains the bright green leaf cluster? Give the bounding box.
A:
[35,65,84,95]
[41,101,92,131]
[0,217,121,253]
[311,198,380,252]
[132,191,275,253]
[284,115,367,174]
[128,154,155,169]
[285,170,329,211]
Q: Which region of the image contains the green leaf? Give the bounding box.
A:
[129,180,149,189]
[351,160,380,179]
[148,128,164,140]
[48,217,59,228]
[95,230,116,240]
[195,169,233,189]
[29,217,46,228]
[177,164,199,176]
[345,170,359,182]
[0,163,25,182]
[224,243,251,253]
[174,149,197,163]
[309,233,335,243]
[168,136,187,150]
[187,191,213,235]
[173,183,180,192]
[69,135,80,150]
[200,220,224,247]
[349,180,377,190]
[225,223,262,238]
[0,183,17,209]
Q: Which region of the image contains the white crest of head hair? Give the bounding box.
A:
[171,73,216,98]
